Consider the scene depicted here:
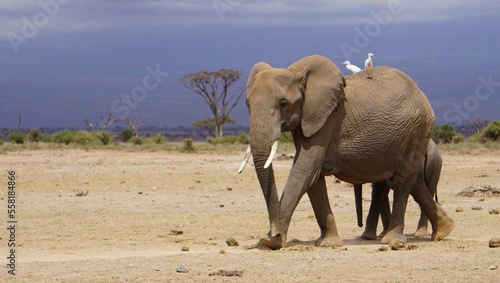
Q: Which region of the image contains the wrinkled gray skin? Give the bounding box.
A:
[246,55,454,249]
[354,139,443,240]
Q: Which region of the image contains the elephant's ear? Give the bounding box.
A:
[247,62,273,90]
[288,55,345,137]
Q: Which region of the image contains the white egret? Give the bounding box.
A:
[364,53,375,79]
[342,61,361,74]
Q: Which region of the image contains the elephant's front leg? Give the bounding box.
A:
[307,175,343,247]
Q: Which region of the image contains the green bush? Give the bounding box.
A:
[146,134,167,144]
[93,131,112,145]
[0,139,3,145]
[480,120,500,142]
[239,133,249,144]
[50,130,75,145]
[130,136,144,145]
[207,134,249,145]
[452,134,464,144]
[8,132,25,144]
[181,138,195,153]
[28,128,43,143]
[280,132,294,143]
[72,130,99,145]
[432,124,457,144]
[121,129,134,142]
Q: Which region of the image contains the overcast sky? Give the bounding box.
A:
[1,0,499,129]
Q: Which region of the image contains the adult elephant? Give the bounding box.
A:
[354,139,443,240]
[244,55,453,249]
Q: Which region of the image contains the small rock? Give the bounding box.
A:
[219,204,225,207]
[226,187,233,191]
[489,209,499,215]
[377,246,388,252]
[209,270,243,277]
[138,191,143,195]
[154,268,161,271]
[75,191,88,197]
[490,265,497,270]
[176,265,188,273]
[407,244,418,250]
[226,238,239,247]
[170,230,183,235]
[471,206,483,210]
[489,238,500,248]
[389,239,407,250]
[220,249,225,254]
[181,246,189,251]
[479,198,485,201]
[455,206,464,212]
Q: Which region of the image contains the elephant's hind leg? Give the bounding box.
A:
[410,172,454,241]
[308,176,343,247]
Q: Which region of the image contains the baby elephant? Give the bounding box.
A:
[354,139,442,240]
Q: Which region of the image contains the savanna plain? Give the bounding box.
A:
[0,143,499,283]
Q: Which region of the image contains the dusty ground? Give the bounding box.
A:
[0,146,499,282]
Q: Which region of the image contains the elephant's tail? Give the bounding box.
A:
[423,148,440,204]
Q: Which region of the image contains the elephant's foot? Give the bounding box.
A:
[259,233,285,250]
[380,228,407,244]
[378,230,387,238]
[360,230,378,240]
[315,233,343,247]
[414,226,430,238]
[431,212,454,241]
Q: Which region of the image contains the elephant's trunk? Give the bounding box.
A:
[251,148,280,237]
[248,114,281,238]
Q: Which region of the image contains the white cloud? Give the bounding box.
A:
[0,0,499,41]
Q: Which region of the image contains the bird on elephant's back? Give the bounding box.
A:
[242,55,453,249]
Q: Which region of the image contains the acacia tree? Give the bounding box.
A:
[84,113,118,132]
[179,68,243,138]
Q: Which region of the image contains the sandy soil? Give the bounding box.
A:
[0,147,499,282]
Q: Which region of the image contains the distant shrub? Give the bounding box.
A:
[181,138,195,153]
[93,131,112,145]
[207,135,247,145]
[130,136,144,145]
[28,128,43,143]
[8,132,25,144]
[50,130,75,145]
[223,135,239,144]
[239,133,249,144]
[146,134,167,144]
[280,132,294,143]
[72,130,99,145]
[0,139,3,145]
[121,129,134,142]
[452,135,464,144]
[432,124,457,144]
[480,120,500,142]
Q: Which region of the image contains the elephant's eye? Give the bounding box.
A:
[279,99,288,109]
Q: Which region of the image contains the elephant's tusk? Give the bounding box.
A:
[264,140,279,169]
[238,145,252,174]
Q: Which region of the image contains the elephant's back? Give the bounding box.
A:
[331,66,434,182]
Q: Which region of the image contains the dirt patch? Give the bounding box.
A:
[0,149,499,282]
[456,185,500,197]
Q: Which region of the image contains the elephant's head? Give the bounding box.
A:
[245,55,346,167]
